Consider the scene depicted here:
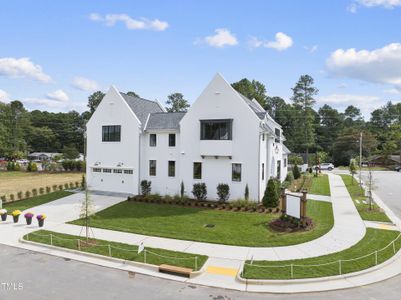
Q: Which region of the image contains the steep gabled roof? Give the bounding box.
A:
[119,92,163,127]
[145,112,186,131]
[283,144,291,154]
[237,93,266,119]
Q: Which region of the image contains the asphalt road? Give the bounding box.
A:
[2,244,401,300]
[361,170,401,218]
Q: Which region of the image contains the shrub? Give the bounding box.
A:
[64,183,69,189]
[180,181,185,200]
[9,194,15,201]
[58,185,63,190]
[17,191,23,200]
[39,187,45,195]
[27,161,38,172]
[192,183,207,201]
[6,162,13,171]
[81,175,86,188]
[75,181,80,188]
[0,195,5,202]
[140,180,152,196]
[216,183,230,202]
[14,162,21,171]
[46,186,51,193]
[293,164,301,179]
[308,167,313,174]
[262,178,280,208]
[244,183,249,201]
[69,182,74,189]
[25,191,31,198]
[32,188,38,196]
[52,185,58,192]
[285,171,294,183]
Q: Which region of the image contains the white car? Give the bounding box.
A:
[313,163,334,171]
[16,159,29,165]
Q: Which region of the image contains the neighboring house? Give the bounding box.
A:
[86,73,289,201]
[28,152,62,161]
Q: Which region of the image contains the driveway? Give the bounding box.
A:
[360,170,401,219]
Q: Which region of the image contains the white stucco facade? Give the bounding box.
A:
[86,73,289,201]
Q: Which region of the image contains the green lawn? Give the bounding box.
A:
[243,228,401,279]
[3,191,73,213]
[340,174,391,223]
[309,174,331,196]
[70,199,334,247]
[338,166,390,171]
[23,230,207,271]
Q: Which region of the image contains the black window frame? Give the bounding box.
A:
[193,162,202,179]
[102,125,121,142]
[149,134,157,147]
[232,163,242,182]
[168,161,175,177]
[275,128,281,143]
[168,133,176,147]
[200,119,233,140]
[149,160,156,176]
[261,163,265,180]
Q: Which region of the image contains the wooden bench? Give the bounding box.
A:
[159,264,193,277]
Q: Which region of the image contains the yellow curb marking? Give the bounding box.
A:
[206,266,238,277]
[378,224,398,231]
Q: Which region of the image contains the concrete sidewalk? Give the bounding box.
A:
[44,174,366,261]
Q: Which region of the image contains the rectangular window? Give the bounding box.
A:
[193,162,202,179]
[168,133,176,147]
[124,169,133,174]
[102,125,121,142]
[261,163,265,180]
[168,161,175,177]
[93,168,101,172]
[232,163,242,182]
[200,119,232,140]
[284,158,287,167]
[149,134,157,147]
[275,128,281,143]
[113,169,122,174]
[103,168,112,173]
[149,160,156,176]
[262,134,265,141]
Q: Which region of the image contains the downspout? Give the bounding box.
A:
[258,131,261,203]
[137,126,142,195]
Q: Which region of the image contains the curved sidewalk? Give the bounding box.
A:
[42,173,366,261]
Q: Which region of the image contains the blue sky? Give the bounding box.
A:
[0,0,401,118]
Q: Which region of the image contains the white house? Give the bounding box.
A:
[86,73,289,201]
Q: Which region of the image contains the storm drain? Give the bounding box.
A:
[204,224,215,228]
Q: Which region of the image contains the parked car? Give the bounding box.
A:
[16,159,29,165]
[312,163,334,171]
[395,165,401,172]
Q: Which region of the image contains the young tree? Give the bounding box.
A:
[244,183,249,201]
[262,178,280,208]
[62,145,80,159]
[291,75,318,164]
[126,91,140,98]
[165,93,190,112]
[180,181,185,200]
[293,164,301,179]
[80,187,95,241]
[349,158,357,184]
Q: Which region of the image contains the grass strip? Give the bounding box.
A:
[23,230,207,271]
[309,174,331,196]
[243,228,401,279]
[3,191,73,212]
[340,174,391,223]
[70,199,334,247]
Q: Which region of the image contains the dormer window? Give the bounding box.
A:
[200,119,232,140]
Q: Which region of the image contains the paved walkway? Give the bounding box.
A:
[1,174,399,293]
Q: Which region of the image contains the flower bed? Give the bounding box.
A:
[269,215,313,232]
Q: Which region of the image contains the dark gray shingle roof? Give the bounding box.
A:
[237,93,266,119]
[283,144,291,154]
[120,92,163,126]
[145,112,186,131]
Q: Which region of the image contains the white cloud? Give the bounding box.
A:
[318,93,382,117]
[89,13,168,31]
[248,32,293,51]
[46,89,69,102]
[0,57,51,83]
[304,45,318,53]
[384,88,401,94]
[326,43,401,91]
[337,83,348,89]
[348,0,401,12]
[0,89,10,103]
[197,28,238,48]
[72,76,99,92]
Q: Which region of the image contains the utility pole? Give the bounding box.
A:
[359,132,363,187]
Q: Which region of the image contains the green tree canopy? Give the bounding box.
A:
[231,78,267,108]
[165,92,190,112]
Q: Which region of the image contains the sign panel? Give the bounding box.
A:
[286,194,301,219]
